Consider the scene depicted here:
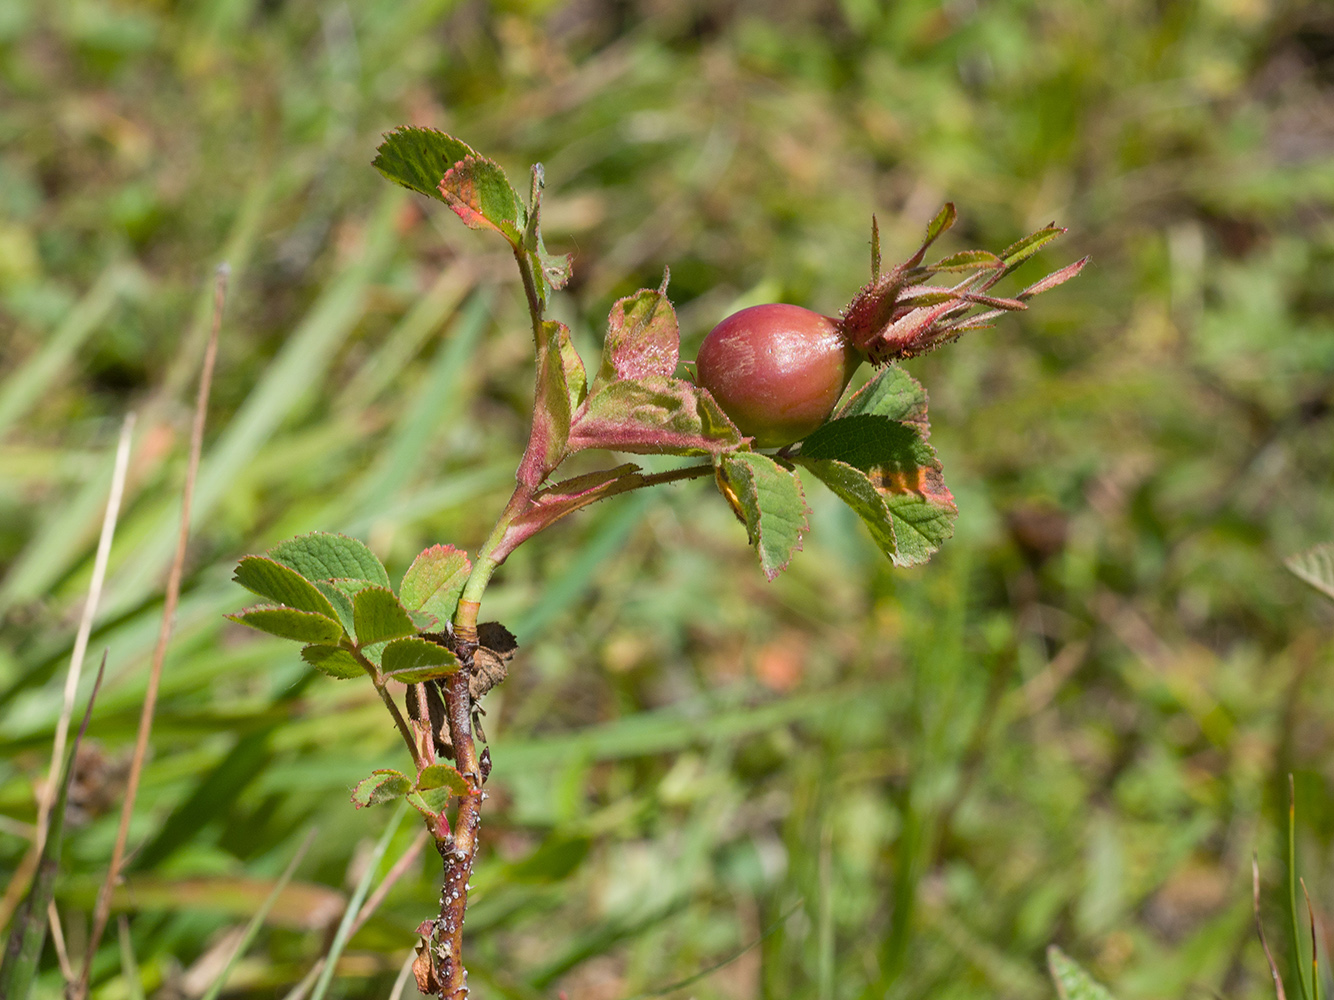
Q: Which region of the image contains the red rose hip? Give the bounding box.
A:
[695,303,863,448]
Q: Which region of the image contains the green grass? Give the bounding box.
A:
[3,1,1334,998]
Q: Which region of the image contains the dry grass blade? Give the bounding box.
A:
[0,655,107,998]
[0,413,135,934]
[77,264,229,999]
[1256,856,1289,1000]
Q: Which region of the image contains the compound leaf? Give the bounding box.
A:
[568,377,743,457]
[233,556,339,620]
[269,533,390,589]
[717,453,810,580]
[400,545,472,624]
[372,127,477,203]
[352,769,412,808]
[352,587,417,646]
[301,643,365,679]
[381,637,459,683]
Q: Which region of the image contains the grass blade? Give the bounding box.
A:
[117,916,146,1000]
[1290,775,1312,1000]
[199,828,318,1000]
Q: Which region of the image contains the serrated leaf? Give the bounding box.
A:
[439,155,526,245]
[517,323,579,487]
[228,606,344,644]
[312,579,372,636]
[568,377,743,457]
[301,643,364,679]
[1287,543,1334,603]
[381,637,460,683]
[352,587,417,645]
[800,415,937,473]
[409,608,439,630]
[400,545,472,624]
[1048,947,1116,1000]
[833,365,929,426]
[268,532,390,588]
[233,556,339,621]
[351,769,412,808]
[417,764,469,796]
[802,458,899,559]
[372,127,477,202]
[407,790,449,816]
[717,453,810,580]
[596,281,680,389]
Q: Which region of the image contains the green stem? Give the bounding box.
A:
[513,245,545,350]
[357,647,422,769]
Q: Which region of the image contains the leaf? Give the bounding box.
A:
[228,606,344,644]
[552,320,588,412]
[352,587,418,645]
[417,764,469,796]
[1018,256,1090,300]
[233,556,339,620]
[351,769,412,808]
[400,545,472,624]
[902,202,956,269]
[268,532,390,588]
[998,223,1067,277]
[312,581,357,634]
[301,644,364,679]
[407,790,452,816]
[381,637,460,683]
[801,458,899,558]
[927,249,1004,272]
[372,127,477,203]
[800,415,938,474]
[716,453,810,580]
[568,377,744,457]
[517,323,580,487]
[1047,947,1117,1000]
[439,155,526,245]
[833,364,929,426]
[1287,543,1334,603]
[595,279,681,389]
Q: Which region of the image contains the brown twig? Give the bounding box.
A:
[77,264,229,998]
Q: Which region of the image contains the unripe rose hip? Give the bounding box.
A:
[695,303,863,448]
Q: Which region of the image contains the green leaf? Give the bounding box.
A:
[229,606,344,644]
[517,323,579,487]
[417,764,469,796]
[371,127,476,203]
[301,644,364,679]
[1287,542,1334,603]
[800,415,937,474]
[568,377,743,457]
[595,280,680,390]
[351,769,412,808]
[311,581,356,634]
[717,453,810,580]
[233,556,339,621]
[407,790,450,816]
[268,532,390,588]
[833,364,928,425]
[553,321,588,413]
[352,587,417,645]
[801,458,899,559]
[400,545,472,624]
[381,636,460,683]
[927,249,1003,272]
[439,155,526,245]
[1047,947,1116,1000]
[999,223,1066,276]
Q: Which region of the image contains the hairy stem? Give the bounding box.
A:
[513,245,544,350]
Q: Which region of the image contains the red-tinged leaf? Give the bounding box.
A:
[870,214,881,280]
[268,532,390,588]
[596,276,680,387]
[958,291,1026,311]
[567,378,744,457]
[301,643,364,679]
[439,155,526,245]
[499,464,645,558]
[927,249,1004,272]
[417,764,469,796]
[399,545,472,624]
[228,606,344,644]
[407,790,450,817]
[373,127,477,203]
[716,452,810,580]
[233,556,340,621]
[903,203,956,269]
[352,587,417,645]
[352,769,412,808]
[517,322,581,487]
[381,637,459,683]
[1017,256,1090,300]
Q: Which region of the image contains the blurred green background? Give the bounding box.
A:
[2,0,1334,997]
